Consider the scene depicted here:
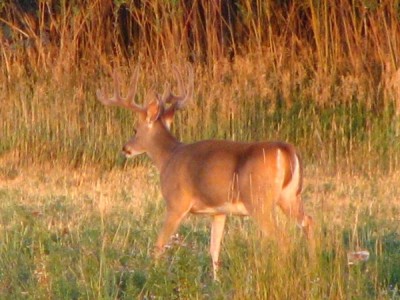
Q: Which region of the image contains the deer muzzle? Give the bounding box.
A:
[122,141,145,158]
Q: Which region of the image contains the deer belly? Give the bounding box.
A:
[190,201,249,216]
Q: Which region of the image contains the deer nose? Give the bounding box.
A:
[122,145,132,156]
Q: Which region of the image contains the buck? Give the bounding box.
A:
[96,66,314,280]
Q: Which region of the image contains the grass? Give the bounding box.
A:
[1,62,399,173]
[0,163,400,299]
[1,1,399,171]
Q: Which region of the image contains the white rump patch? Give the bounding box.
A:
[280,151,300,198]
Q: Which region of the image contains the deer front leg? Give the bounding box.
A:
[154,210,189,259]
[210,214,226,281]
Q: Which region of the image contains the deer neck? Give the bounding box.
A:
[146,123,181,171]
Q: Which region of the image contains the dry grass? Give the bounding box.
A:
[1,1,399,105]
[1,1,400,172]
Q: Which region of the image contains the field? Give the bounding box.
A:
[1,158,400,299]
[1,1,400,299]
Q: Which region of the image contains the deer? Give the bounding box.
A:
[96,65,314,280]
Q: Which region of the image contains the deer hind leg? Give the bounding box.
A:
[154,208,190,259]
[245,187,281,239]
[210,214,226,281]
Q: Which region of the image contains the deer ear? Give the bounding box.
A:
[162,106,176,130]
[146,100,162,124]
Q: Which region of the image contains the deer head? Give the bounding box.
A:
[96,66,194,159]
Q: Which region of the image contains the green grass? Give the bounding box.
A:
[0,166,399,299]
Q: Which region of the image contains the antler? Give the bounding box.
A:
[96,67,144,113]
[162,64,194,109]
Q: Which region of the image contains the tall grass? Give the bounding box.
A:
[1,1,399,172]
[1,2,400,298]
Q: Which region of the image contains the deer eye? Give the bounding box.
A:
[132,128,137,135]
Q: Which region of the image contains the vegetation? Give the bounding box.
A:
[1,164,400,299]
[0,1,400,298]
[0,0,399,171]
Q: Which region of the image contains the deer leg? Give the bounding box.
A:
[247,188,280,239]
[278,194,315,256]
[210,214,226,281]
[154,210,189,258]
[278,195,313,238]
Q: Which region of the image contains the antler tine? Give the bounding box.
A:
[126,66,140,106]
[96,71,119,106]
[96,68,144,113]
[162,64,194,109]
[180,64,194,107]
[112,71,123,103]
[161,82,171,102]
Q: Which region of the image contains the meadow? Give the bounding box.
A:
[1,1,400,299]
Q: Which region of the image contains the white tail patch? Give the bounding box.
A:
[281,151,300,199]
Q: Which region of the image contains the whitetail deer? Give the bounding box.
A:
[96,65,314,280]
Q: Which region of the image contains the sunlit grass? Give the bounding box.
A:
[1,65,399,174]
[0,164,399,299]
[0,1,399,171]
